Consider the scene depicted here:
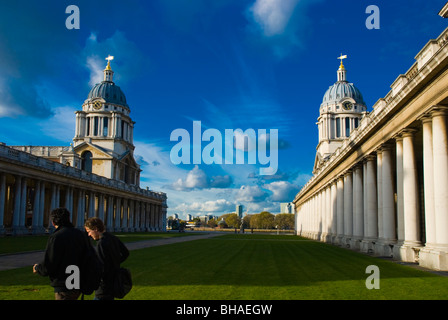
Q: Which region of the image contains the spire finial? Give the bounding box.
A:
[104,55,114,81]
[105,55,114,70]
[337,53,347,69]
[337,54,347,82]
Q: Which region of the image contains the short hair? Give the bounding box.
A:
[84,217,105,232]
[50,207,72,226]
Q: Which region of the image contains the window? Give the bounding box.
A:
[345,118,350,137]
[103,117,108,137]
[354,118,359,129]
[336,118,340,138]
[86,117,90,136]
[81,151,92,173]
[94,117,99,136]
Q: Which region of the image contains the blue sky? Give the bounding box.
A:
[0,0,446,219]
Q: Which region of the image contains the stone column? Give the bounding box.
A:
[122,198,128,232]
[380,144,396,256]
[420,107,448,270]
[106,195,114,232]
[352,164,364,249]
[32,180,41,234]
[395,135,405,251]
[76,189,85,228]
[343,171,353,247]
[12,175,22,233]
[134,201,141,232]
[19,177,28,231]
[362,155,377,253]
[88,191,95,218]
[376,149,383,243]
[421,115,436,247]
[115,197,121,232]
[330,180,337,243]
[400,129,422,262]
[38,181,46,231]
[336,176,344,245]
[0,173,6,234]
[97,193,105,221]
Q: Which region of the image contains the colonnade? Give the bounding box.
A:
[295,107,448,270]
[0,144,167,235]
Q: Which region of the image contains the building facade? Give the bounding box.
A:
[294,25,448,271]
[0,58,167,235]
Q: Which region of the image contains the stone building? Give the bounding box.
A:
[0,58,167,235]
[294,19,448,270]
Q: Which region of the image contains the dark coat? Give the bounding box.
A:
[95,232,129,298]
[36,224,89,292]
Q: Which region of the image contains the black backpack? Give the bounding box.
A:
[79,238,103,296]
[113,267,132,299]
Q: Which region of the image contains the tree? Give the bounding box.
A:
[242,214,252,229]
[250,211,275,229]
[275,213,294,229]
[207,218,218,228]
[224,213,241,228]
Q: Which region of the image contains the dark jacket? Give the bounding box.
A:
[36,224,89,292]
[95,232,129,298]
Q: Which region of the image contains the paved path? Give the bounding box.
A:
[0,232,223,271]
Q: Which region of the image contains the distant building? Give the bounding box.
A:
[280,202,295,214]
[294,16,448,271]
[0,57,167,235]
[236,204,243,218]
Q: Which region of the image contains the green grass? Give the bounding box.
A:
[0,232,199,255]
[1,234,447,300]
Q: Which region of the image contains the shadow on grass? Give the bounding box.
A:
[1,234,448,300]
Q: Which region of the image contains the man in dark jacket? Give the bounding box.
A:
[84,217,129,300]
[33,207,89,300]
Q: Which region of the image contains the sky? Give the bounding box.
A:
[0,0,446,219]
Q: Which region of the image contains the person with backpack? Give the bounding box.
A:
[33,207,90,300]
[84,217,130,300]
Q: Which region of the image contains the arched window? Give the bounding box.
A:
[345,117,350,137]
[336,118,341,138]
[81,151,93,173]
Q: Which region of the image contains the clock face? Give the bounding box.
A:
[342,101,352,110]
[93,100,102,110]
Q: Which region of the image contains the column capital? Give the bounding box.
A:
[400,128,418,138]
[364,154,377,162]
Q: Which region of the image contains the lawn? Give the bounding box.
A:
[0,233,447,300]
[0,231,198,254]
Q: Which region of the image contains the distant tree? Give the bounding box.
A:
[242,214,252,229]
[207,218,218,228]
[228,213,241,228]
[250,211,275,229]
[258,211,275,229]
[275,213,294,229]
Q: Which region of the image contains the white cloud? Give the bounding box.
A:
[82,31,145,87]
[264,180,299,202]
[236,185,268,202]
[172,165,233,191]
[38,106,77,143]
[249,0,300,37]
[174,198,235,214]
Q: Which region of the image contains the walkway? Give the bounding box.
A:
[0,232,222,271]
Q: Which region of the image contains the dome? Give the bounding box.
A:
[87,81,128,106]
[322,81,365,105]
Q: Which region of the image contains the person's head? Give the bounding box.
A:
[84,217,105,240]
[50,207,72,228]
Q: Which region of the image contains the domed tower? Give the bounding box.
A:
[314,55,367,173]
[73,56,141,185]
